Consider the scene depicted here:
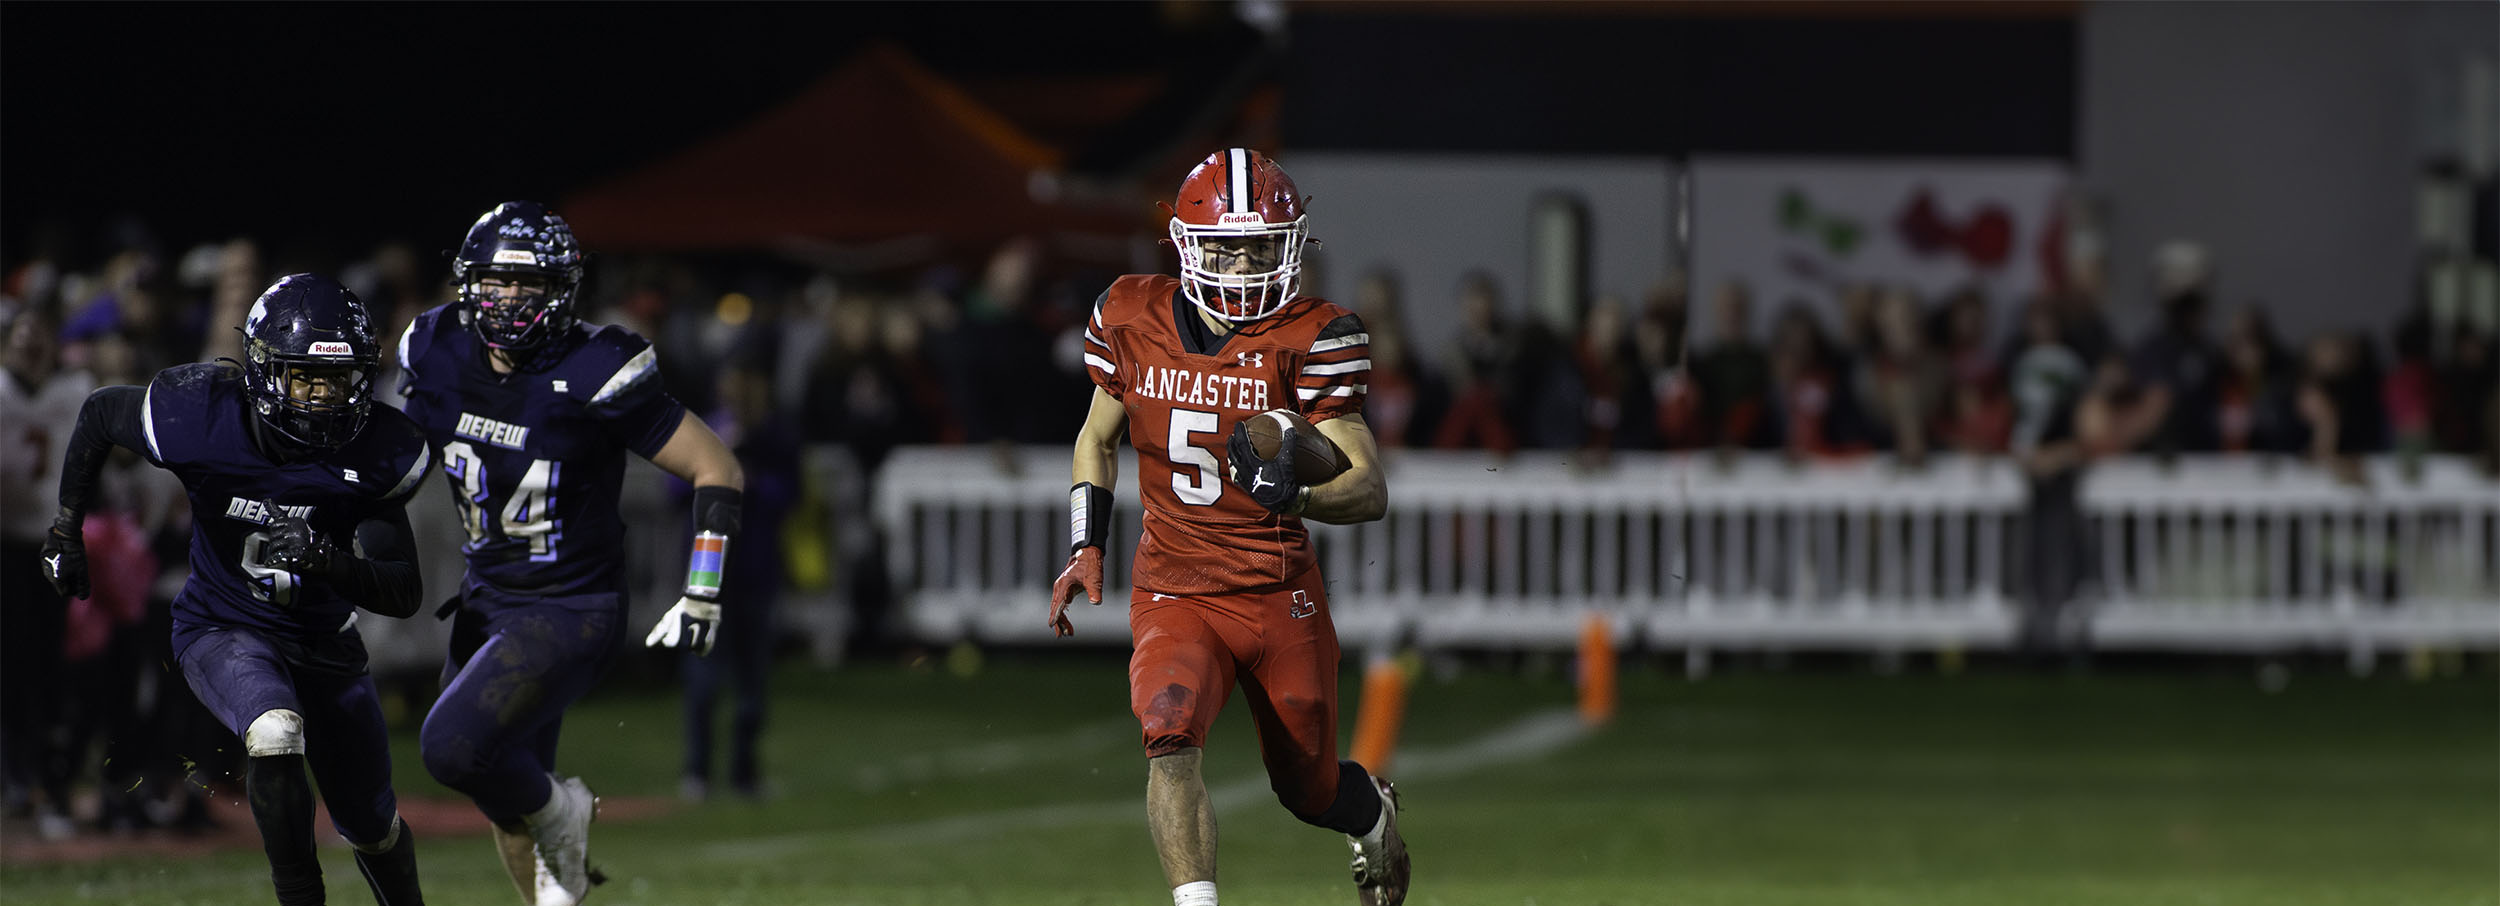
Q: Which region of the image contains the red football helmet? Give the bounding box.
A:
[1168,148,1311,322]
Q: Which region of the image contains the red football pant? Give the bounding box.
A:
[1128,571,1344,817]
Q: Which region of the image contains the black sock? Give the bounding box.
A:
[1294,760,1385,836]
[354,819,424,906]
[247,754,324,906]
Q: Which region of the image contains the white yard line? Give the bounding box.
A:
[704,708,1593,862]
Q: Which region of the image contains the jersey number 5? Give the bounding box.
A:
[441,441,560,559]
[1167,408,1225,506]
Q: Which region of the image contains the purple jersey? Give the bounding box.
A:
[139,363,433,652]
[395,306,686,600]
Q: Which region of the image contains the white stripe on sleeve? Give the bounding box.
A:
[1300,358,1371,376]
[591,347,659,405]
[387,445,433,499]
[1307,333,1370,353]
[1296,384,1365,401]
[141,383,162,462]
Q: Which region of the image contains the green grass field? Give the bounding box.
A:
[2,654,2493,905]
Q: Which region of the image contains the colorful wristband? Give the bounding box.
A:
[684,531,729,599]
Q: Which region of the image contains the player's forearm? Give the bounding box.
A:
[56,385,150,514]
[1071,434,1120,490]
[330,507,424,618]
[1298,467,1386,525]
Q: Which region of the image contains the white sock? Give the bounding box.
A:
[1357,798,1390,849]
[524,774,567,828]
[1173,880,1218,906]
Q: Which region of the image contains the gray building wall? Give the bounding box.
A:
[1282,154,1675,360]
[2079,0,2492,342]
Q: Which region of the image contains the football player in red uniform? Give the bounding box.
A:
[1050,148,1410,906]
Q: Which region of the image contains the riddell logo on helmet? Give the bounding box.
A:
[1216,212,1265,226]
[309,342,354,357]
[491,249,538,265]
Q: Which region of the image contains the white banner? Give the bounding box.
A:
[1690,158,2070,344]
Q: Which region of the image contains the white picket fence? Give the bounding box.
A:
[872,447,2500,655]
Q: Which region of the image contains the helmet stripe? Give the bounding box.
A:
[1228,148,1250,214]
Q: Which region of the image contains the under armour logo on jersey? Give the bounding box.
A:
[342,468,360,483]
[1236,352,1263,368]
[552,379,568,392]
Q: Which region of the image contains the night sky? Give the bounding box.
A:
[0,3,1234,267]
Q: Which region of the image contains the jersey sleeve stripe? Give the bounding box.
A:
[591,347,659,405]
[1300,358,1371,376]
[395,319,418,374]
[1308,333,1370,354]
[1083,352,1115,375]
[140,383,163,462]
[1084,328,1107,348]
[387,444,432,500]
[1297,384,1365,401]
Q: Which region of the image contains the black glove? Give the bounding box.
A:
[39,509,89,600]
[262,515,338,579]
[1227,422,1305,515]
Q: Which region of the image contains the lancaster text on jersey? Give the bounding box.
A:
[1129,365,1272,411]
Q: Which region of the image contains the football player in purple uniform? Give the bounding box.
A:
[397,202,742,906]
[42,274,430,905]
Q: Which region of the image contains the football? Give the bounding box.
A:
[1242,409,1349,482]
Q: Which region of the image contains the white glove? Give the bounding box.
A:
[645,596,722,656]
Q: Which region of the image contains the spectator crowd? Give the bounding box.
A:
[3,219,2495,840]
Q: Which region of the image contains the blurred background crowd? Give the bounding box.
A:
[2,0,2494,844]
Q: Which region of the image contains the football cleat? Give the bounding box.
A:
[488,822,539,904]
[526,775,598,906]
[1347,777,1410,906]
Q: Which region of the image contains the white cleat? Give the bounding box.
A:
[489,822,540,904]
[1347,777,1410,906]
[526,775,598,906]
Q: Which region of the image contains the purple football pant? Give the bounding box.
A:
[419,587,623,823]
[176,627,400,846]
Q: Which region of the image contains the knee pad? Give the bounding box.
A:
[352,814,405,854]
[245,709,307,758]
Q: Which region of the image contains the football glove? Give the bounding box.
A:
[646,596,721,656]
[1049,547,1103,638]
[260,515,338,579]
[1227,422,1305,515]
[39,509,89,600]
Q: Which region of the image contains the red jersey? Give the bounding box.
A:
[1084,274,1368,595]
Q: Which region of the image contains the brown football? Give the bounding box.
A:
[1242,409,1349,482]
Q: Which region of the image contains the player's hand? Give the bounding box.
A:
[1049,547,1103,638]
[39,509,89,600]
[645,596,721,656]
[1227,422,1303,514]
[260,515,337,579]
